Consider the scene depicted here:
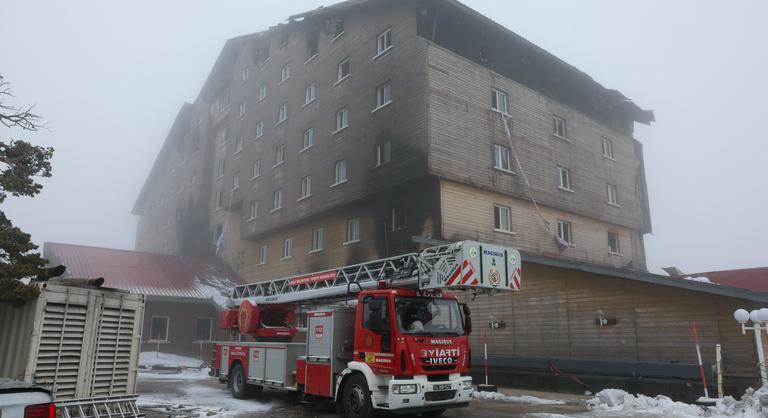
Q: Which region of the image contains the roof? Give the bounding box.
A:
[685,267,768,293]
[43,242,243,306]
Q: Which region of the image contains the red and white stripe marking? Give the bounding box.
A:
[510,268,522,290]
[446,260,479,286]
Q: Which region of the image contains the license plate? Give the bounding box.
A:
[433,384,451,391]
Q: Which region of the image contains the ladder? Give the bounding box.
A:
[231,240,522,305]
[56,395,143,418]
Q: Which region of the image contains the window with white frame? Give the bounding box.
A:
[248,201,258,221]
[333,159,348,185]
[232,173,239,190]
[150,316,169,341]
[390,207,407,231]
[337,58,350,82]
[302,128,314,151]
[258,245,268,265]
[305,83,317,104]
[553,115,567,138]
[252,160,261,179]
[275,144,285,166]
[215,190,223,209]
[491,89,508,114]
[259,83,267,101]
[241,67,249,83]
[273,189,283,210]
[376,141,391,166]
[557,165,572,191]
[255,121,264,139]
[602,137,615,159]
[217,158,225,177]
[280,63,291,83]
[239,101,246,117]
[235,136,243,154]
[336,107,349,131]
[376,28,392,55]
[608,231,621,255]
[216,126,228,146]
[494,144,511,171]
[300,175,312,199]
[607,183,619,206]
[195,318,212,341]
[494,204,512,232]
[346,218,360,243]
[277,103,288,124]
[557,220,573,245]
[375,81,392,109]
[311,228,324,252]
[282,237,293,259]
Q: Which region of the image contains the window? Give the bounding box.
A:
[300,175,312,199]
[195,318,212,342]
[553,115,567,138]
[494,204,512,232]
[302,128,314,151]
[346,218,360,243]
[305,83,317,104]
[557,166,572,191]
[248,201,258,220]
[376,141,391,166]
[390,207,407,231]
[258,83,267,101]
[375,81,392,109]
[210,89,230,116]
[333,20,345,38]
[333,159,348,185]
[557,220,573,245]
[280,63,291,83]
[607,183,620,206]
[608,231,621,255]
[376,28,392,55]
[494,144,511,172]
[491,89,508,114]
[282,238,293,259]
[258,245,268,265]
[241,67,249,83]
[149,316,169,341]
[337,58,351,82]
[215,190,223,209]
[217,158,225,177]
[216,126,228,146]
[274,144,285,166]
[277,103,288,124]
[273,189,283,210]
[306,34,319,61]
[602,138,615,159]
[235,136,243,154]
[212,224,223,245]
[335,107,349,131]
[311,228,324,252]
[255,121,264,139]
[362,296,389,336]
[232,173,240,190]
[239,101,246,117]
[251,160,261,179]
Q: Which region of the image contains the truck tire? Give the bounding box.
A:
[341,374,374,418]
[229,364,262,399]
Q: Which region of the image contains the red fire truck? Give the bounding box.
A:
[212,240,521,417]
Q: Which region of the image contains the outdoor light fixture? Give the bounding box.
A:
[733,308,768,386]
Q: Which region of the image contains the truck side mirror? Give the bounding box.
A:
[461,303,472,335]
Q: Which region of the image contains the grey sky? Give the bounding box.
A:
[2,0,766,274]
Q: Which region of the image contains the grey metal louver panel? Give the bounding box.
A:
[34,302,87,399]
[90,305,137,396]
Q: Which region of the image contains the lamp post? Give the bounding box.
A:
[734,308,768,386]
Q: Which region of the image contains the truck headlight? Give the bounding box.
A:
[392,384,418,394]
[462,380,473,390]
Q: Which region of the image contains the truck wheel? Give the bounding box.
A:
[342,374,374,418]
[230,363,261,399]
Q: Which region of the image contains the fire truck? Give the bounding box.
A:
[212,240,521,417]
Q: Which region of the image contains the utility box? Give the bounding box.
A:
[0,282,145,402]
[304,308,355,397]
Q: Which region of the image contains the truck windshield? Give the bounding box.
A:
[395,296,465,336]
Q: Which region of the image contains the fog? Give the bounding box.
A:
[2,0,766,274]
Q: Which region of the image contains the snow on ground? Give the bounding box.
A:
[138,382,273,417]
[139,351,206,369]
[139,367,212,381]
[585,387,768,417]
[474,391,567,405]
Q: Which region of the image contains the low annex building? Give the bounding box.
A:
[43,242,242,362]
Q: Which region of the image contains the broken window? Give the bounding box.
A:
[307,32,319,60]
[333,20,345,38]
[494,204,511,232]
[195,318,212,342]
[150,316,169,341]
[557,220,573,245]
[390,207,407,231]
[608,231,621,255]
[376,141,391,166]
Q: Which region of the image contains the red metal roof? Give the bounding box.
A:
[43,242,243,303]
[689,267,768,293]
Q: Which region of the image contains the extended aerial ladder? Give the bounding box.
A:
[230,240,522,305]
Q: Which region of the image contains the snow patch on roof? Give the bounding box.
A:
[193,275,236,309]
[683,276,716,284]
